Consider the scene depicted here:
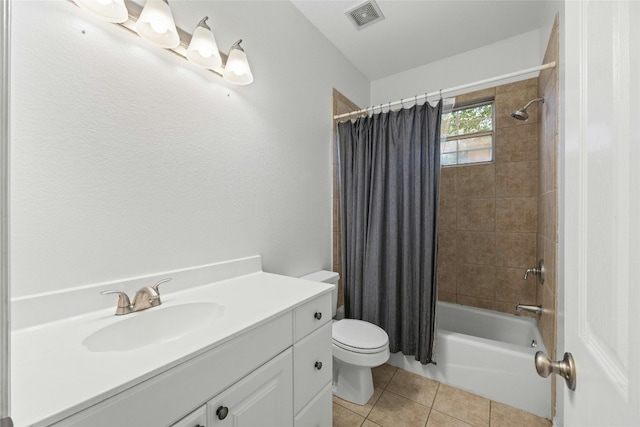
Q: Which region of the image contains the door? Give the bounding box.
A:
[562,0,640,425]
[1,1,11,426]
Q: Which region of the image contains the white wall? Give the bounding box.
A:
[10,1,369,297]
[370,28,550,106]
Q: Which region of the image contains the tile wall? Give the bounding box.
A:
[437,78,541,316]
[332,89,360,309]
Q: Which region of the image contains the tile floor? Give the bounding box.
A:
[332,364,551,427]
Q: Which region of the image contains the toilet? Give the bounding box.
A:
[300,271,390,405]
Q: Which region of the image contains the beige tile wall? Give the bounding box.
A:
[332,89,361,310]
[537,15,559,418]
[437,78,541,316]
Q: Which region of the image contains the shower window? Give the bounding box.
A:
[440,100,494,166]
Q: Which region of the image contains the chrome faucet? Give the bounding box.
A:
[101,278,172,315]
[516,303,542,316]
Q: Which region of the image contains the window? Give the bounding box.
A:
[441,100,494,166]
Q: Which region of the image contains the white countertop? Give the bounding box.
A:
[11,271,332,427]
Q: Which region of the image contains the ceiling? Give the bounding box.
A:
[290,0,552,80]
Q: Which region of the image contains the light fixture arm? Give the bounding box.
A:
[230,39,244,52]
[197,16,212,31]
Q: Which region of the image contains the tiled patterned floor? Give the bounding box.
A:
[333,364,551,427]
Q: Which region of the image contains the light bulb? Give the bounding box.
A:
[186,17,222,69]
[73,0,129,23]
[150,20,169,35]
[136,0,180,49]
[223,40,253,85]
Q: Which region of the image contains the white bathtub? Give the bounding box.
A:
[388,301,551,418]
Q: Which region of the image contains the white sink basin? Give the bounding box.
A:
[82,302,224,352]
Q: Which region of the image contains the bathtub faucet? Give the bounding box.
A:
[516,303,542,316]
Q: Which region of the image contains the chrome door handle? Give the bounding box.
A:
[535,351,577,391]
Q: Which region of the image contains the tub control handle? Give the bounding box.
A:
[314,312,322,320]
[315,361,323,370]
[524,259,545,284]
[535,351,577,391]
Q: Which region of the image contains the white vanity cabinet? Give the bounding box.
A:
[49,290,332,427]
[292,294,333,427]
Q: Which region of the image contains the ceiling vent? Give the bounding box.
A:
[346,0,385,30]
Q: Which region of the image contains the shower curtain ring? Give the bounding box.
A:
[439,89,443,100]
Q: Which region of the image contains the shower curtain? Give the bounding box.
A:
[337,101,442,365]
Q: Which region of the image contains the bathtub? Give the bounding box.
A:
[388,301,551,418]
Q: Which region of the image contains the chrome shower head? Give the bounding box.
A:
[510,97,545,121]
[510,109,530,121]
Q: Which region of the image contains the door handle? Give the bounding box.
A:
[535,351,577,391]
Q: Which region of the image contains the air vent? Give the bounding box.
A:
[346,0,385,30]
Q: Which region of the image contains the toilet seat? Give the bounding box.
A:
[332,319,389,354]
[333,339,388,354]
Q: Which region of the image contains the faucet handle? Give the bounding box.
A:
[152,278,172,294]
[523,259,545,284]
[101,290,132,315]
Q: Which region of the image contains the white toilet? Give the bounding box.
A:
[301,271,390,405]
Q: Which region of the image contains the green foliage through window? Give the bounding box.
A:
[441,101,494,166]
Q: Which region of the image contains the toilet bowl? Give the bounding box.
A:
[300,271,390,405]
[332,318,390,404]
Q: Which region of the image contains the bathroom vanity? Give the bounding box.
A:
[11,257,333,426]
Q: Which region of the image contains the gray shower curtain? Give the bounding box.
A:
[337,101,442,365]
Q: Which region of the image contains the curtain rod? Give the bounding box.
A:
[334,61,557,121]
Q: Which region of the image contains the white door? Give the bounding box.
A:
[0,1,11,426]
[562,0,640,425]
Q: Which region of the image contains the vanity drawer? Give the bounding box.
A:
[294,292,331,341]
[293,322,332,414]
[171,405,206,427]
[294,382,332,427]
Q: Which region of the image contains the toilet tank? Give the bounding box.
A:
[300,270,339,317]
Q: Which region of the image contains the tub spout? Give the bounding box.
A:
[516,303,542,316]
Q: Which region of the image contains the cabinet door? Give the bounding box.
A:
[172,406,206,427]
[293,323,332,414]
[207,349,293,427]
[294,382,332,427]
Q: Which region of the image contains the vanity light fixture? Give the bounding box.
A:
[135,0,180,48]
[69,0,254,85]
[223,40,254,85]
[186,17,222,70]
[72,0,129,23]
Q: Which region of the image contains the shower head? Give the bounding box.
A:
[510,97,545,121]
[510,109,530,121]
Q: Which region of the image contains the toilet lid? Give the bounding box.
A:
[332,319,389,351]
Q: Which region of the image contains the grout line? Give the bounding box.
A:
[381,388,431,409]
[333,401,366,423]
